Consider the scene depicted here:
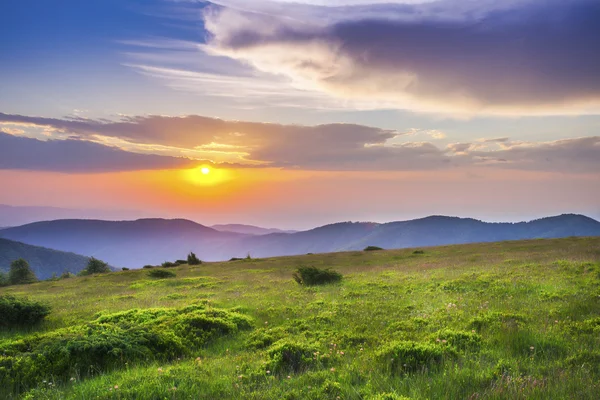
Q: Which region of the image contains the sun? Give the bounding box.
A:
[201,167,210,175]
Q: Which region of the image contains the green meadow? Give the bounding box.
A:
[1,237,599,399]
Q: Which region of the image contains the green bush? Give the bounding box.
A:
[187,252,202,265]
[59,271,74,279]
[266,340,318,373]
[0,295,51,328]
[8,258,37,285]
[364,246,384,251]
[412,250,425,255]
[174,260,187,265]
[431,329,482,351]
[377,341,446,374]
[147,269,176,279]
[79,257,111,275]
[0,271,8,286]
[143,265,155,269]
[161,261,177,268]
[293,266,342,286]
[0,304,252,394]
[122,267,130,271]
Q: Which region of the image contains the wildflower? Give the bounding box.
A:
[340,351,345,355]
[530,346,535,351]
[70,377,76,382]
[442,340,447,344]
[266,370,271,374]
[172,387,177,391]
[114,385,119,390]
[330,367,336,372]
[471,330,476,333]
[158,367,164,373]
[436,338,440,342]
[238,375,243,379]
[360,348,363,351]
[287,375,291,379]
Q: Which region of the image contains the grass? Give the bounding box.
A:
[1,237,599,399]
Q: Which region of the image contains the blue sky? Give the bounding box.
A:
[0,0,598,226]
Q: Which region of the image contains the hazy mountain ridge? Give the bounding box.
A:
[1,214,598,269]
[211,224,297,235]
[0,238,93,279]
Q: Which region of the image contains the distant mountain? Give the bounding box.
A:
[0,238,92,280]
[0,219,245,269]
[0,204,145,227]
[228,214,600,258]
[211,224,297,235]
[1,214,598,269]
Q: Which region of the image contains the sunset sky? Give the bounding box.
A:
[1,0,599,229]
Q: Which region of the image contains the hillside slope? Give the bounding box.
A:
[0,238,91,279]
[0,237,598,399]
[1,214,599,268]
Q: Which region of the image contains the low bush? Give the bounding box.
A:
[174,260,187,265]
[60,271,75,279]
[187,252,202,265]
[0,271,7,287]
[0,295,51,328]
[121,267,130,271]
[147,269,176,279]
[266,340,318,373]
[230,257,244,261]
[79,257,111,275]
[413,250,425,255]
[0,304,252,394]
[431,329,482,351]
[376,341,446,374]
[161,261,177,268]
[364,246,384,251]
[293,266,342,286]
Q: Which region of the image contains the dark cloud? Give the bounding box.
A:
[0,132,198,173]
[1,113,598,173]
[204,0,600,114]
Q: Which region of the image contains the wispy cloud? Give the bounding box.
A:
[1,112,598,174]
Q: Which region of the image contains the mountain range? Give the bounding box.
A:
[1,214,599,269]
[0,238,92,279]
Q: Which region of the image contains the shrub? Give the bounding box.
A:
[60,271,74,279]
[162,261,177,268]
[0,304,252,393]
[80,257,111,275]
[143,265,155,269]
[266,340,318,373]
[174,260,187,265]
[0,271,7,287]
[187,252,202,265]
[364,246,384,251]
[122,267,130,271]
[431,329,482,351]
[413,250,425,255]
[148,269,176,279]
[376,341,446,374]
[230,257,244,261]
[293,266,342,286]
[8,258,37,285]
[0,295,51,328]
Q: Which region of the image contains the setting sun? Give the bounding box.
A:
[201,167,210,175]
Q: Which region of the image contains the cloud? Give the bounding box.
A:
[202,0,600,115]
[0,131,199,173]
[1,112,598,173]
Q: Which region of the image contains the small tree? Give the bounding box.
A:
[8,259,37,285]
[0,271,8,287]
[187,252,202,265]
[81,257,111,275]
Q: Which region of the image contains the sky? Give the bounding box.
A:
[0,0,599,229]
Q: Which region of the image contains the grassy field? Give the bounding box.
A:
[1,237,599,399]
